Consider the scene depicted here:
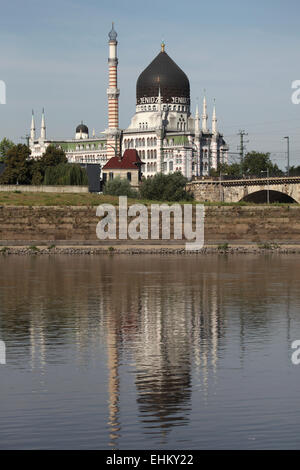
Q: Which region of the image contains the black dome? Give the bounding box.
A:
[136,50,190,105]
[76,123,89,134]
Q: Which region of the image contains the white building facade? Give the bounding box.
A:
[29,24,228,179]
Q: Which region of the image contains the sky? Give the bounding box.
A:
[1,0,300,168]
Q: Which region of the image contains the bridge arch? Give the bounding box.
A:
[240,189,297,204]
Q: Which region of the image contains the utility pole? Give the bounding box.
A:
[20,134,30,148]
[284,136,290,176]
[238,130,248,166]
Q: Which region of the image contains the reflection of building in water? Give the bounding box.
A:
[134,286,192,435]
[107,316,121,449]
[128,280,226,438]
[0,256,237,443]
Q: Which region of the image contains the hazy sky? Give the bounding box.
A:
[1,0,300,168]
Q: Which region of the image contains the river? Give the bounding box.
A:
[0,254,299,449]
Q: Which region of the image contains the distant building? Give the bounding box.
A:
[102,149,143,187]
[29,24,229,180]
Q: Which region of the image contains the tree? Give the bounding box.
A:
[242,152,284,177]
[0,138,14,162]
[103,177,138,198]
[139,172,194,201]
[210,162,242,178]
[289,166,300,176]
[0,144,32,184]
[43,163,88,186]
[31,145,68,184]
[40,145,68,167]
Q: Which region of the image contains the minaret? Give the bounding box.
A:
[40,108,46,141]
[30,110,36,141]
[194,103,201,177]
[106,23,120,159]
[211,100,218,169]
[212,100,217,134]
[195,104,200,135]
[201,94,208,132]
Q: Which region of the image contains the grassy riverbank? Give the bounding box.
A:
[0,191,296,207]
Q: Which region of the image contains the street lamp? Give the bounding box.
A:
[261,169,270,204]
[219,171,228,202]
[284,136,290,176]
[105,142,118,157]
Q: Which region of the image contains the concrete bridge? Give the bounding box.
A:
[188,176,300,204]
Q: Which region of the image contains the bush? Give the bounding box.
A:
[139,172,194,202]
[103,177,138,198]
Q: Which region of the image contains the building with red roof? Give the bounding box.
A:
[102,149,144,187]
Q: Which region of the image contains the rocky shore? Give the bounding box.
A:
[1,244,300,255]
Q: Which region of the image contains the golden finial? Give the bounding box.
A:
[161,40,165,52]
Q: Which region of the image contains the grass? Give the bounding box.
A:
[218,243,229,251]
[258,243,280,250]
[28,245,40,252]
[0,191,298,207]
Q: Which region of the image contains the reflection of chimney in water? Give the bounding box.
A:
[29,310,46,372]
[107,315,121,449]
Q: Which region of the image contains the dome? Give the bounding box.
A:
[76,123,89,134]
[136,47,190,106]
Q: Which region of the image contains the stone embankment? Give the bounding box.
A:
[1,245,300,256]
[0,205,300,247]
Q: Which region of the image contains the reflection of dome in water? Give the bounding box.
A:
[136,46,190,105]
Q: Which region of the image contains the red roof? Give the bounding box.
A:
[103,149,143,170]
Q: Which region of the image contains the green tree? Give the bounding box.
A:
[103,177,138,198]
[40,145,67,167]
[43,163,88,186]
[210,162,242,178]
[139,172,193,201]
[242,152,284,177]
[0,138,14,162]
[0,144,32,184]
[31,145,68,184]
[289,165,300,176]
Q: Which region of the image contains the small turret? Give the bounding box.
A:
[202,94,208,132]
[212,100,217,135]
[30,110,35,141]
[40,108,46,140]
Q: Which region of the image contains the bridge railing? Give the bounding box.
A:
[191,174,300,182]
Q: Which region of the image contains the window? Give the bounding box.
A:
[127,172,131,181]
[109,172,114,180]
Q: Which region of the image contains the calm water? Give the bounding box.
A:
[0,254,299,450]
